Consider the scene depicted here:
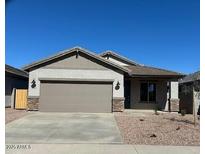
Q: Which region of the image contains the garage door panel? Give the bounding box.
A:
[39,82,112,113]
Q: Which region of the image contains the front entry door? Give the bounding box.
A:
[124,80,131,109]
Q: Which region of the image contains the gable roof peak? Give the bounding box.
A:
[100,50,140,66]
[71,46,86,50]
[102,50,120,55]
[22,46,130,73]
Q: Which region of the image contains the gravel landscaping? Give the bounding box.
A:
[5,108,28,124]
[115,111,200,146]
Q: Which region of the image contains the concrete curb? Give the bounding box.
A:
[6,144,200,154]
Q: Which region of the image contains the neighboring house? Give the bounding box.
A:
[5,64,28,108]
[179,71,200,114]
[22,46,184,113]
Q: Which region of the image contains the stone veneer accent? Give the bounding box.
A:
[27,97,39,111]
[170,98,179,112]
[27,97,125,112]
[113,97,125,112]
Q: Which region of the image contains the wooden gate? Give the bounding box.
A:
[15,89,28,109]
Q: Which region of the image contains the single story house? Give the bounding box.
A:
[179,71,200,114]
[22,46,184,113]
[5,64,28,108]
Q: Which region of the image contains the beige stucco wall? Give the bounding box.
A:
[29,68,124,98]
[44,54,108,70]
[130,79,168,110]
[28,53,125,98]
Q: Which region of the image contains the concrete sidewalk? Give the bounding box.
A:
[6,144,200,154]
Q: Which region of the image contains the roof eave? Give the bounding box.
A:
[22,47,78,71]
[130,74,185,79]
[6,70,28,78]
[5,64,29,78]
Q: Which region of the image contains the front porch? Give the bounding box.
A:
[124,77,180,112]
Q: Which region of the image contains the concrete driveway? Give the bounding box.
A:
[6,112,123,144]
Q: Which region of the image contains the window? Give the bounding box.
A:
[140,82,156,103]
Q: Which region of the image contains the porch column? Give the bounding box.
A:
[169,81,180,112]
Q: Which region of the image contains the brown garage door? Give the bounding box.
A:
[39,81,112,113]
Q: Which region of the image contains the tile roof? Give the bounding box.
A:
[126,65,184,77]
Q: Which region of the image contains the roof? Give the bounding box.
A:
[99,50,139,66]
[22,46,130,73]
[126,65,184,78]
[22,46,183,78]
[179,71,200,83]
[5,64,28,78]
[99,50,184,78]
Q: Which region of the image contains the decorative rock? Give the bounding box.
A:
[150,134,157,137]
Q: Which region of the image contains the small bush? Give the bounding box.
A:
[181,109,186,116]
[154,106,160,115]
[155,110,160,115]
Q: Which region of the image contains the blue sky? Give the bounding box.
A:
[6,0,199,74]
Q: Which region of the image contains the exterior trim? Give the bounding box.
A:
[130,75,184,79]
[39,78,114,82]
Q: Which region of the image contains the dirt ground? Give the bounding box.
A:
[5,108,28,124]
[115,111,200,146]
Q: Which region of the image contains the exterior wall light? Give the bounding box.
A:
[115,81,120,90]
[31,79,36,88]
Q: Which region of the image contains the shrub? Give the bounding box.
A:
[181,109,186,116]
[154,106,160,115]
